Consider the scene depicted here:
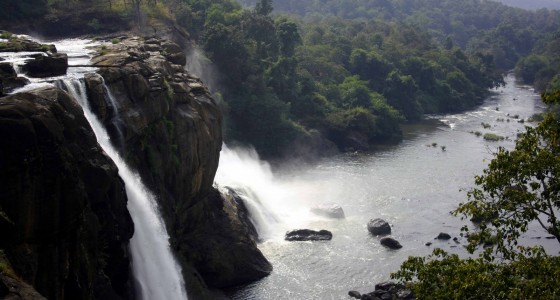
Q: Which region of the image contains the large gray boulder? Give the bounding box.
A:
[367,218,391,235]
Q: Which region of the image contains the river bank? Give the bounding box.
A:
[219,74,556,299]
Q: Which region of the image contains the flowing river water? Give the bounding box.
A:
[3,37,556,299]
[217,74,558,299]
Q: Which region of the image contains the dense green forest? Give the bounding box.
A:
[151,0,502,156]
[239,0,560,88]
[2,0,559,157]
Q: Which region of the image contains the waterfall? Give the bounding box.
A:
[57,78,188,300]
[214,145,317,240]
[101,78,126,151]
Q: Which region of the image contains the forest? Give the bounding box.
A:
[4,0,560,157]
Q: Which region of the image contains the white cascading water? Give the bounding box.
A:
[214,145,321,240]
[57,78,188,300]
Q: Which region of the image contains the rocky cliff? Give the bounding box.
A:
[0,30,271,299]
[0,87,134,299]
[88,35,271,298]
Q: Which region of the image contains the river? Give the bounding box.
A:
[219,74,557,299]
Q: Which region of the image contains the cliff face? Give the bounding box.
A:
[89,36,271,297]
[0,87,134,299]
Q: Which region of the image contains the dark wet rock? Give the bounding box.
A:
[349,290,362,299]
[0,86,134,299]
[0,62,16,78]
[425,242,432,246]
[380,237,402,249]
[366,281,413,299]
[22,53,68,77]
[361,293,380,300]
[368,218,391,235]
[84,73,110,121]
[0,32,56,53]
[0,62,29,94]
[380,293,392,300]
[436,232,452,240]
[180,188,272,289]
[285,229,333,241]
[161,41,186,66]
[311,203,345,219]
[222,187,259,242]
[375,281,397,292]
[0,272,47,300]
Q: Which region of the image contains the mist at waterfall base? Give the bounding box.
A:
[45,39,188,300]
[217,75,559,299]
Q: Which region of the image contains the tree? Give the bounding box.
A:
[392,89,560,298]
[255,0,273,16]
[455,88,560,260]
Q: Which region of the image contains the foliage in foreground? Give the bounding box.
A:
[392,89,560,298]
[393,248,560,299]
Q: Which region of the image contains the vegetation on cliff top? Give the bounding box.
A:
[3,0,560,158]
[163,0,502,156]
[392,89,560,298]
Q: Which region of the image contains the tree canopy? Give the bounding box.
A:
[392,89,560,299]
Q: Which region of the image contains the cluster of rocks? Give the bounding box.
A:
[349,281,414,300]
[0,31,56,53]
[0,32,68,96]
[282,207,405,251]
[283,202,345,241]
[368,218,402,249]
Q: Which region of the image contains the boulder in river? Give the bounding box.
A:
[367,218,391,235]
[348,290,362,299]
[310,202,345,219]
[436,232,452,240]
[380,237,402,249]
[359,281,414,300]
[285,229,333,241]
[23,53,68,77]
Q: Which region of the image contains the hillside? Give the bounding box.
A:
[1,0,559,158]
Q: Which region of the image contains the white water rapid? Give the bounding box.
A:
[58,78,188,300]
[214,145,338,241]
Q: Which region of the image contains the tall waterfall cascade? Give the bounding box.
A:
[57,78,188,300]
[41,38,189,300]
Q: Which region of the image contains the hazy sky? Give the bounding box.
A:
[497,0,560,10]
